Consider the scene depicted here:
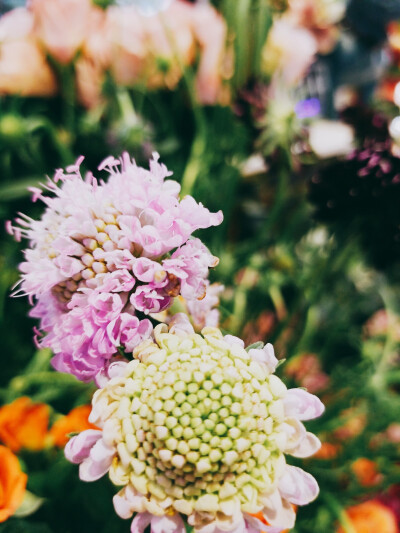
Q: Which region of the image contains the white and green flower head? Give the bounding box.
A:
[65,314,324,533]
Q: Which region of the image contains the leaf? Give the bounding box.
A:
[13,490,45,518]
[184,523,194,533]
[245,341,264,352]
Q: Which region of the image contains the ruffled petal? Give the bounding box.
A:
[283,388,325,420]
[130,512,152,533]
[289,432,321,458]
[151,514,186,533]
[260,490,296,529]
[278,465,319,506]
[79,438,115,481]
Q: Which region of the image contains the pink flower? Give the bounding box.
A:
[0,9,57,97]
[30,0,93,64]
[262,18,317,86]
[190,2,227,104]
[10,153,222,382]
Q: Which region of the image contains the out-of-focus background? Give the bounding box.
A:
[0,0,400,532]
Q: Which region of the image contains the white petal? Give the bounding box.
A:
[290,432,321,458]
[283,389,324,420]
[151,514,186,533]
[278,465,319,505]
[130,512,152,533]
[260,490,296,529]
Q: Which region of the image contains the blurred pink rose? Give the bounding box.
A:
[0,39,57,96]
[190,2,227,104]
[76,8,111,108]
[0,8,34,41]
[0,8,56,97]
[287,0,345,54]
[262,18,318,86]
[30,0,93,64]
[104,0,226,102]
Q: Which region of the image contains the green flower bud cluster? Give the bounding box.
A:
[94,326,288,517]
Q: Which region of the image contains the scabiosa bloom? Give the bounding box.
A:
[8,154,222,383]
[65,316,324,532]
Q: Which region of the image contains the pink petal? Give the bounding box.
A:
[245,514,283,533]
[131,512,152,533]
[79,438,115,481]
[169,313,195,336]
[261,490,296,529]
[151,514,186,533]
[283,388,325,420]
[278,465,319,506]
[290,432,321,458]
[64,429,102,464]
[248,343,278,373]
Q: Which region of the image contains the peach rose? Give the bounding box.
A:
[30,0,93,64]
[49,405,98,448]
[262,18,318,86]
[0,445,27,523]
[0,7,56,97]
[0,397,49,452]
[0,39,57,97]
[105,0,226,102]
[337,501,398,533]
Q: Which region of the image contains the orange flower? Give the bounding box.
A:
[337,501,398,533]
[49,405,97,447]
[0,397,49,452]
[0,445,27,523]
[351,458,382,487]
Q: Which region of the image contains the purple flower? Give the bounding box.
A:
[9,153,222,382]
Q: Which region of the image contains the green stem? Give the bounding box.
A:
[322,493,357,533]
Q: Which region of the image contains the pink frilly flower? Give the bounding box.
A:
[9,153,222,383]
[65,319,324,532]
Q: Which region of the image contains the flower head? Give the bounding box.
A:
[9,153,222,382]
[65,319,323,532]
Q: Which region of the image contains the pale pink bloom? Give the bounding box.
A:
[66,325,323,533]
[0,8,34,41]
[0,9,56,97]
[0,39,57,97]
[10,153,222,382]
[104,0,226,101]
[30,0,93,64]
[287,0,345,54]
[190,2,227,104]
[262,18,317,86]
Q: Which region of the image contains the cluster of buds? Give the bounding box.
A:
[7,154,222,382]
[65,316,324,532]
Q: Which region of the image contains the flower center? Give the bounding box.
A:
[97,329,287,516]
